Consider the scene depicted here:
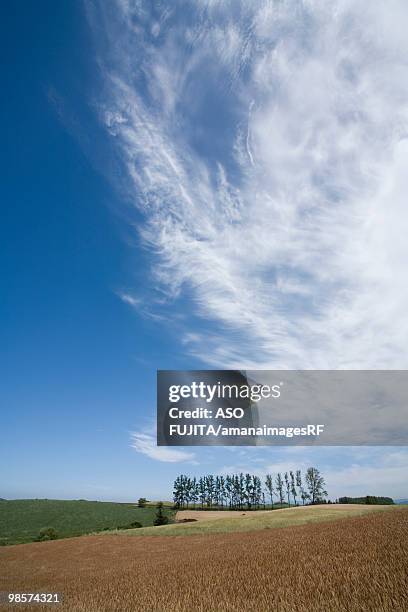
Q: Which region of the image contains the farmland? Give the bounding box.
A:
[0,499,175,545]
[1,506,407,611]
[109,502,401,536]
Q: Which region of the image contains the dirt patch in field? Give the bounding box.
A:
[1,508,407,612]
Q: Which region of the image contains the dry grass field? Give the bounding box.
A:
[169,504,398,535]
[174,503,392,521]
[1,507,407,611]
[124,503,398,536]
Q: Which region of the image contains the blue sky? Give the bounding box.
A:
[2,0,408,502]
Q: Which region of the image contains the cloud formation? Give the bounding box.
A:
[130,431,195,463]
[88,0,408,371]
[220,446,408,499]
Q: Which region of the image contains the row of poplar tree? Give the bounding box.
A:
[173,467,327,509]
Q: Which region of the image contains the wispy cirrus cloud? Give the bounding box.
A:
[118,292,141,308]
[88,0,408,370]
[131,431,195,463]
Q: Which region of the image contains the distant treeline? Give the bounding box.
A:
[173,467,327,510]
[338,496,394,505]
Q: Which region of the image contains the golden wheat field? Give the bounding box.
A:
[1,508,407,612]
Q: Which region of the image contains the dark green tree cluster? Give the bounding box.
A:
[173,467,327,510]
[338,496,394,505]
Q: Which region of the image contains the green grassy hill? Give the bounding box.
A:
[0,499,175,545]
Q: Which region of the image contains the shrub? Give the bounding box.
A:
[117,521,142,530]
[154,502,169,526]
[37,527,58,541]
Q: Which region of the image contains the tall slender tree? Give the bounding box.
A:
[225,475,233,508]
[245,473,253,509]
[305,467,327,504]
[238,473,245,509]
[276,473,285,506]
[290,471,297,506]
[254,476,262,509]
[173,475,182,509]
[190,477,198,509]
[265,474,274,508]
[284,472,291,507]
[198,477,206,509]
[219,476,226,508]
[295,470,302,499]
[206,475,215,507]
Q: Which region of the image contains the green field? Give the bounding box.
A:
[108,504,403,537]
[0,499,175,545]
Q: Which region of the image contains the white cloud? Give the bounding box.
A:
[85,3,408,493]
[118,292,141,308]
[130,431,195,463]
[322,448,408,499]
[218,446,408,499]
[88,0,408,370]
